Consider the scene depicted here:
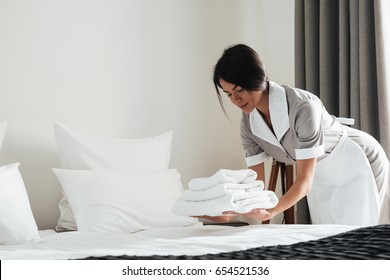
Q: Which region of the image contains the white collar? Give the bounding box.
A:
[249,81,289,149]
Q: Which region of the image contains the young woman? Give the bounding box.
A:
[211,44,389,225]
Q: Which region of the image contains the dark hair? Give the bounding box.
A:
[213,44,268,115]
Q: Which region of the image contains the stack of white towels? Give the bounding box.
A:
[172,169,278,217]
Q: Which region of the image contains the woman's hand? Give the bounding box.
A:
[223,208,273,221]
[192,214,237,223]
[243,208,273,221]
[192,208,273,223]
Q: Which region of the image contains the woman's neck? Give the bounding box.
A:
[256,89,273,130]
[256,89,270,116]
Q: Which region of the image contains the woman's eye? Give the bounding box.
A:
[237,88,243,93]
[227,93,232,97]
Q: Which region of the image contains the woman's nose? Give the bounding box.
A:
[231,93,241,103]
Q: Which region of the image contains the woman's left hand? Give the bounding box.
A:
[244,208,273,221]
[223,208,273,221]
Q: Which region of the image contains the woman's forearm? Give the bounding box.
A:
[258,158,316,221]
[268,177,312,219]
[269,158,316,219]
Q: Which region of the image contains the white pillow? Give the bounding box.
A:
[52,168,200,233]
[53,122,173,171]
[53,122,173,231]
[0,121,7,150]
[0,163,40,245]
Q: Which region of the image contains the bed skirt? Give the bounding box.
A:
[81,224,390,260]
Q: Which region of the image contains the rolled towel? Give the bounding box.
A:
[181,180,264,202]
[188,169,257,191]
[172,190,278,217]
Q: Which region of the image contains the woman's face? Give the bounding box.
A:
[219,79,262,114]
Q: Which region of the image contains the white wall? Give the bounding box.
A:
[0,0,294,229]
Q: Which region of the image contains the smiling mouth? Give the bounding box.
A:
[240,103,248,109]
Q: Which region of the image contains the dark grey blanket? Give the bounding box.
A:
[80,224,390,260]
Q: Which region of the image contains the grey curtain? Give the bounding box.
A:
[295,0,390,156]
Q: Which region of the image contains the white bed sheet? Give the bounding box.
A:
[0,224,357,260]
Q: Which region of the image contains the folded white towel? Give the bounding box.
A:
[181,180,264,202]
[234,195,278,208]
[188,169,258,191]
[172,191,278,216]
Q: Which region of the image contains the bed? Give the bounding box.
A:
[82,224,390,260]
[1,122,389,261]
[1,223,390,260]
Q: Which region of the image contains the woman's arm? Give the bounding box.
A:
[242,158,317,221]
[195,158,317,223]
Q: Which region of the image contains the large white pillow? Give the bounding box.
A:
[53,122,173,231]
[0,121,7,149]
[53,122,173,171]
[0,163,40,245]
[52,168,200,233]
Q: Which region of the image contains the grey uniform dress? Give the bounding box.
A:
[240,81,390,225]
